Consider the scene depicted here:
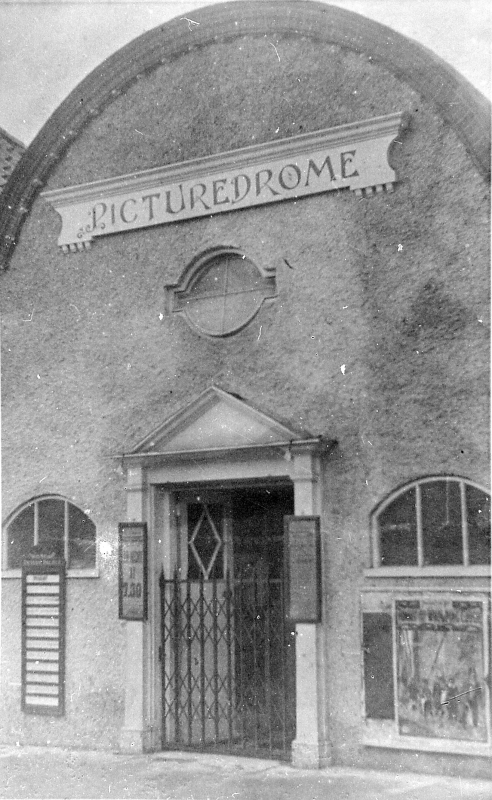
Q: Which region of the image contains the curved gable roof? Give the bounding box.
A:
[0,0,489,270]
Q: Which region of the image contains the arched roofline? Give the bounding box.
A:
[0,0,490,270]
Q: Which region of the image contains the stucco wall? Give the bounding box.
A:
[1,33,489,763]
[1,575,124,749]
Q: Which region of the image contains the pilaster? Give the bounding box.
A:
[119,466,154,753]
[290,447,331,768]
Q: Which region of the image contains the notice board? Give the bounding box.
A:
[21,557,66,715]
[284,516,321,623]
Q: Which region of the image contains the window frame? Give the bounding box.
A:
[2,495,99,578]
[369,476,490,576]
[167,247,277,338]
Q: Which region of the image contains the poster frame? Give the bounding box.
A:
[284,515,321,623]
[118,522,148,621]
[393,594,491,746]
[21,557,66,716]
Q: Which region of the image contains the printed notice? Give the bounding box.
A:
[118,523,148,620]
[396,599,488,742]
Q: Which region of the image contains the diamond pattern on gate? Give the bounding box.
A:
[189,504,223,579]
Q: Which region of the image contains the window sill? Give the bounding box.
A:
[363,719,492,757]
[365,566,490,578]
[2,569,100,579]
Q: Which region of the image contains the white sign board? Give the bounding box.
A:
[42,112,406,252]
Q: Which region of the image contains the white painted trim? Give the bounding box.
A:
[372,475,490,519]
[127,437,328,763]
[41,113,404,249]
[126,386,316,456]
[1,569,100,579]
[42,113,405,206]
[365,566,490,578]
[143,453,298,487]
[363,728,492,757]
[361,584,491,593]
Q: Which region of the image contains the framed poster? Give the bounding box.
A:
[395,598,489,743]
[284,516,321,623]
[21,553,66,716]
[118,522,148,621]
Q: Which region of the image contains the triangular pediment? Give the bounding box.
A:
[129,387,310,456]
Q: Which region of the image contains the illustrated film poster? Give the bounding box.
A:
[396,599,488,742]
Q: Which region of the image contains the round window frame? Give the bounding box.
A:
[169,249,277,338]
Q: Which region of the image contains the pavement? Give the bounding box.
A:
[0,746,491,800]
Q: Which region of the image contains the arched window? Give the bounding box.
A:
[3,496,96,570]
[364,477,491,754]
[371,477,490,568]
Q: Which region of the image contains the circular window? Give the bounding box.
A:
[173,252,276,337]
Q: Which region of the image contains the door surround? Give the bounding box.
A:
[116,388,334,768]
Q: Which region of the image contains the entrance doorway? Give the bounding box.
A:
[159,485,295,758]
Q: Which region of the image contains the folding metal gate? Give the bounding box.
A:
[159,570,296,758]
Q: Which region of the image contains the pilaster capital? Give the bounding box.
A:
[125,466,148,493]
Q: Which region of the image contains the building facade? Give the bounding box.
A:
[1,0,490,777]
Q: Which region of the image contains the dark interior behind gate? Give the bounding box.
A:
[160,486,296,758]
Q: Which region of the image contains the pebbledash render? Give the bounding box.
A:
[0,0,490,779]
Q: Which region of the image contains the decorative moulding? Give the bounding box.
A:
[166,246,278,338]
[115,386,333,463]
[42,112,407,252]
[128,386,309,454]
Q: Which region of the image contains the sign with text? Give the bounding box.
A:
[118,523,148,621]
[21,556,66,716]
[284,516,321,623]
[42,113,406,251]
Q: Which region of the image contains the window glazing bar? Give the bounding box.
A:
[64,500,69,564]
[416,483,424,567]
[33,501,39,546]
[372,518,381,568]
[460,480,469,566]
